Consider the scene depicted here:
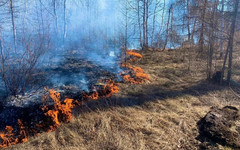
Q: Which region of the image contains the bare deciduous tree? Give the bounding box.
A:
[226,0,239,84]
[9,0,17,50]
[163,5,172,51]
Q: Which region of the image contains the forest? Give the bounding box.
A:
[0,0,239,149]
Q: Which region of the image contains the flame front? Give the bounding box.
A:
[42,80,119,132]
[42,90,75,131]
[87,80,119,100]
[127,50,143,60]
[122,50,149,84]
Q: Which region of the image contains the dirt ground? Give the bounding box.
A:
[6,48,240,150]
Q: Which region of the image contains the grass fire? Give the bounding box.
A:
[0,51,145,148]
[0,0,240,149]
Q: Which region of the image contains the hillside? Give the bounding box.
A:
[7,48,240,150]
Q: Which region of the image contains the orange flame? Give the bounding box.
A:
[87,80,118,99]
[122,65,149,84]
[43,80,119,132]
[132,67,144,73]
[127,50,143,59]
[102,80,119,97]
[121,50,149,84]
[87,91,99,100]
[0,126,17,148]
[0,73,120,148]
[0,120,28,148]
[17,120,28,143]
[42,90,75,131]
[123,74,136,83]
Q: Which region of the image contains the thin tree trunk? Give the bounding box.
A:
[227,0,239,84]
[207,0,217,80]
[36,1,42,37]
[39,0,44,36]
[86,0,90,40]
[0,34,3,54]
[54,0,59,34]
[63,0,67,43]
[151,2,159,48]
[23,0,27,33]
[157,0,165,48]
[0,33,4,65]
[191,17,197,43]
[0,33,8,94]
[137,0,142,47]
[170,5,173,33]
[187,0,190,41]
[220,0,224,57]
[199,0,207,52]
[163,5,172,51]
[124,0,128,65]
[143,0,146,47]
[221,44,229,84]
[170,4,173,48]
[146,0,149,47]
[9,0,16,50]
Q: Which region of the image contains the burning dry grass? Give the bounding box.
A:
[3,48,240,149]
[41,89,75,131]
[121,65,149,84]
[121,50,149,84]
[87,80,119,100]
[0,120,28,148]
[0,50,143,149]
[0,80,119,148]
[127,50,143,60]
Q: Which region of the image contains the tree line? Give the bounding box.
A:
[122,0,239,84]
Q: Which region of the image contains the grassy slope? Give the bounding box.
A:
[8,48,240,150]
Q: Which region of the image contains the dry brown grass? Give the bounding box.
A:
[5,48,240,150]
